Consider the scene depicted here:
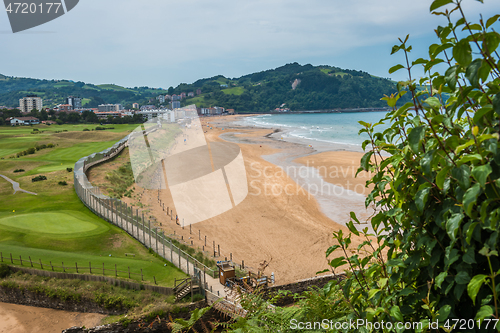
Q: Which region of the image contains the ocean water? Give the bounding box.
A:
[243,112,391,147]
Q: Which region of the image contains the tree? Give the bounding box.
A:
[82,110,99,123]
[39,110,48,121]
[67,112,81,123]
[58,111,68,122]
[327,1,500,331]
[29,108,39,118]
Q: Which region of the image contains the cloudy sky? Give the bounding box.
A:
[1,0,499,88]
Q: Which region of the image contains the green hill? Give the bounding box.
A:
[0,63,407,111]
[0,76,166,108]
[177,62,407,112]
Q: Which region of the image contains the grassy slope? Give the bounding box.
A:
[222,87,245,95]
[0,124,187,286]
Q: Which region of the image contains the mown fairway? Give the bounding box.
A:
[0,124,186,286]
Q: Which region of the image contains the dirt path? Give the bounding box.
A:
[0,174,37,195]
[0,302,105,333]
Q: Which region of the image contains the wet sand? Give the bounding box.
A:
[0,302,105,333]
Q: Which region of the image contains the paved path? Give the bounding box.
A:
[0,174,37,195]
[92,199,227,298]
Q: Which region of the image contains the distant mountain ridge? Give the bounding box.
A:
[0,75,167,109]
[0,63,405,111]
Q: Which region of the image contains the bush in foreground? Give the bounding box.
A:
[326,1,500,332]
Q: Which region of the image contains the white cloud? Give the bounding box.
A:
[0,0,498,87]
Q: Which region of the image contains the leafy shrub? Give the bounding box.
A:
[0,264,11,278]
[58,181,67,186]
[13,169,25,173]
[66,167,73,172]
[32,175,47,182]
[326,1,500,331]
[83,128,90,131]
[95,126,105,130]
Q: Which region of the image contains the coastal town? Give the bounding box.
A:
[1,93,235,126]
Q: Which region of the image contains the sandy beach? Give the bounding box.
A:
[137,114,375,285]
[0,302,105,333]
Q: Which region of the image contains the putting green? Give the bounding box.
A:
[0,211,108,236]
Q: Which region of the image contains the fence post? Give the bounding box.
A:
[50,261,53,271]
[213,241,215,257]
[0,252,2,262]
[136,208,140,239]
[89,262,92,274]
[19,255,22,266]
[178,247,181,269]
[102,263,105,276]
[190,224,191,234]
[10,253,13,264]
[170,239,173,263]
[109,200,113,224]
[162,233,165,258]
[156,228,159,254]
[141,268,143,281]
[218,245,220,257]
[142,212,145,244]
[128,266,130,279]
[205,235,207,246]
[149,220,151,248]
[120,200,123,229]
[76,262,78,273]
[129,203,137,238]
[29,256,33,267]
[199,230,200,240]
[187,256,189,275]
[62,262,65,273]
[115,264,117,277]
[39,259,43,269]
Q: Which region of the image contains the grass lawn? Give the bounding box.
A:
[222,87,244,95]
[0,124,187,287]
[97,84,135,92]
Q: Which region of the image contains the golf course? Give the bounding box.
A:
[0,123,187,286]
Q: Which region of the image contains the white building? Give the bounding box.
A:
[19,95,43,113]
[8,116,40,126]
[138,109,175,122]
[98,104,124,112]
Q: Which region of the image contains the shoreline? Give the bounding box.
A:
[208,115,375,228]
[140,114,375,284]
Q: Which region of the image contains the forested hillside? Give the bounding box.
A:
[179,63,407,111]
[0,63,407,111]
[0,74,166,108]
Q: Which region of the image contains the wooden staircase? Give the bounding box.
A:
[174,277,200,301]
